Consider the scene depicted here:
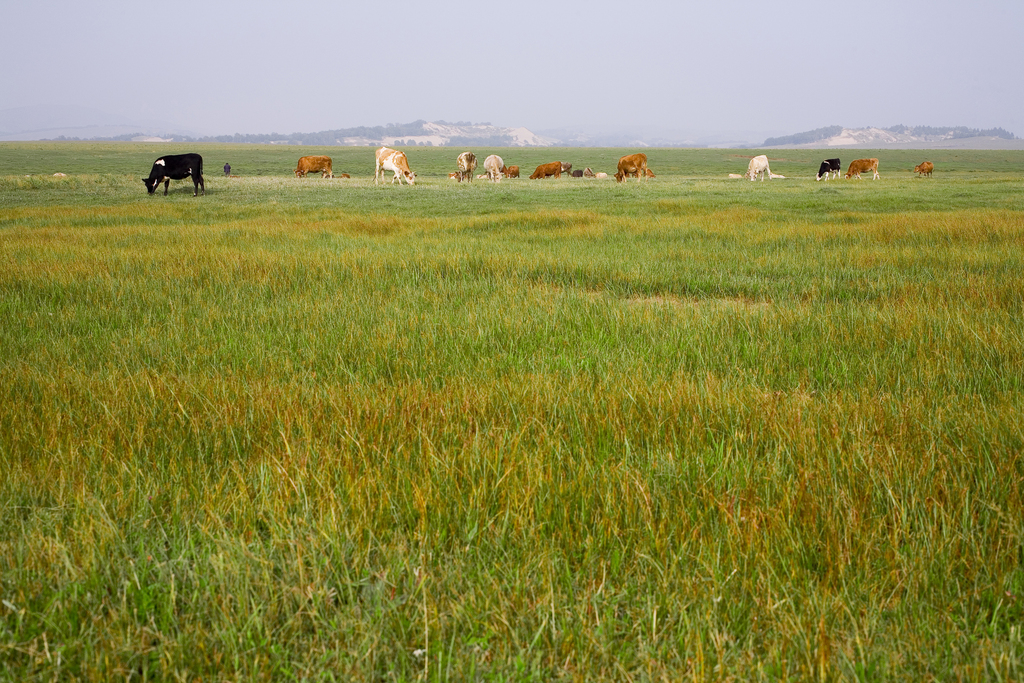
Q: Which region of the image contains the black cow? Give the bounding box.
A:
[143,153,205,196]
[570,169,584,178]
[816,158,841,181]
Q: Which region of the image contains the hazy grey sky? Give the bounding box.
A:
[2,0,1022,139]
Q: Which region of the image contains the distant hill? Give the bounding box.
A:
[60,120,557,148]
[0,105,201,142]
[763,125,1022,149]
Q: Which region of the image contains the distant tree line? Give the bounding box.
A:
[885,124,1016,139]
[196,120,437,146]
[762,126,843,147]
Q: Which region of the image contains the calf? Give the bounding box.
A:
[816,158,841,181]
[503,165,520,178]
[915,161,934,177]
[583,167,595,178]
[456,151,477,182]
[615,153,648,182]
[845,158,880,180]
[142,153,204,196]
[294,155,333,178]
[375,147,416,184]
[570,169,583,178]
[530,161,563,179]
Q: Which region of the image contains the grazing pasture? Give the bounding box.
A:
[2,143,1024,680]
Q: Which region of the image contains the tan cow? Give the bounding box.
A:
[503,165,520,178]
[456,151,477,182]
[294,155,333,178]
[483,154,504,182]
[583,167,595,178]
[594,172,609,179]
[845,158,880,180]
[746,155,774,181]
[615,153,648,182]
[915,161,934,177]
[530,161,563,179]
[375,147,416,185]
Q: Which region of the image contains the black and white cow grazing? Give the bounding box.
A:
[816,158,841,181]
[143,153,205,196]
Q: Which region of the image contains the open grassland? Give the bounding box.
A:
[2,144,1024,680]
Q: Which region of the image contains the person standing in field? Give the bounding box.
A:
[224,162,231,176]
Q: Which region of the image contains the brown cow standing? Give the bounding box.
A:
[503,165,520,178]
[615,153,648,182]
[295,155,333,178]
[915,161,934,177]
[845,158,880,180]
[530,161,563,179]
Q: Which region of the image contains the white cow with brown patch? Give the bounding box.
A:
[483,154,504,182]
[374,147,416,185]
[456,151,477,182]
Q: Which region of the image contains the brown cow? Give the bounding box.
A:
[294,155,333,178]
[615,153,648,182]
[338,173,351,179]
[503,165,520,178]
[845,158,880,180]
[530,161,563,179]
[915,161,934,177]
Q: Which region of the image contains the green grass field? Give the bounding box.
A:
[2,143,1024,681]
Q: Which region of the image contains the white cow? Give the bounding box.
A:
[483,154,504,182]
[746,154,777,181]
[374,147,416,185]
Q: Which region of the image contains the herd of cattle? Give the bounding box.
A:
[141,149,936,196]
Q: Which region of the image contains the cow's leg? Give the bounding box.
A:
[198,174,205,196]
[163,179,170,195]
[873,169,879,180]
